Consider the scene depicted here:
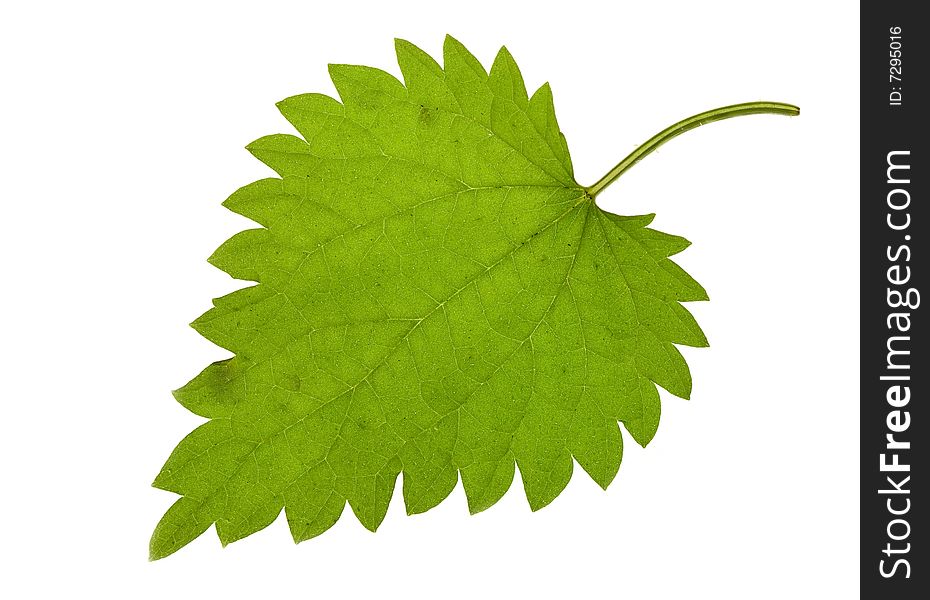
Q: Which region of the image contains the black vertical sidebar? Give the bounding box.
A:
[861,2,926,596]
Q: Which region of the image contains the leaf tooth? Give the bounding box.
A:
[395,37,443,82]
[172,359,239,419]
[395,37,460,112]
[149,497,214,561]
[629,289,709,348]
[275,92,344,145]
[567,395,625,488]
[215,493,284,548]
[285,477,346,543]
[246,134,314,177]
[207,228,268,283]
[668,303,709,348]
[189,284,276,357]
[515,453,573,512]
[345,472,399,533]
[636,336,693,400]
[461,458,516,515]
[207,227,307,287]
[558,132,572,167]
[221,178,283,228]
[620,379,662,447]
[400,413,460,515]
[489,46,529,107]
[632,226,694,258]
[529,81,553,105]
[151,420,249,497]
[327,63,406,111]
[528,81,575,178]
[660,260,710,302]
[604,211,657,229]
[442,34,488,80]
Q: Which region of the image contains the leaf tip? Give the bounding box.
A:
[494,45,513,63]
[465,493,494,516]
[404,501,431,517]
[148,531,172,562]
[243,139,262,156]
[362,522,380,534]
[325,63,342,82]
[326,62,354,77]
[205,248,221,269]
[527,498,548,513]
[443,33,462,50]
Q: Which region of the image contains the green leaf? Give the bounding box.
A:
[152,36,795,559]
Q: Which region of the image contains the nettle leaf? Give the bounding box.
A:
[151,36,798,559]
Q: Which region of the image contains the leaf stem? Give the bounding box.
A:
[585,101,799,198]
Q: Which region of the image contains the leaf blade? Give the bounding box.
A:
[153,37,708,558]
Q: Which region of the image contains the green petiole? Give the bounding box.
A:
[585,101,800,198]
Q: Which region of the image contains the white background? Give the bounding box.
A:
[1,0,859,597]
